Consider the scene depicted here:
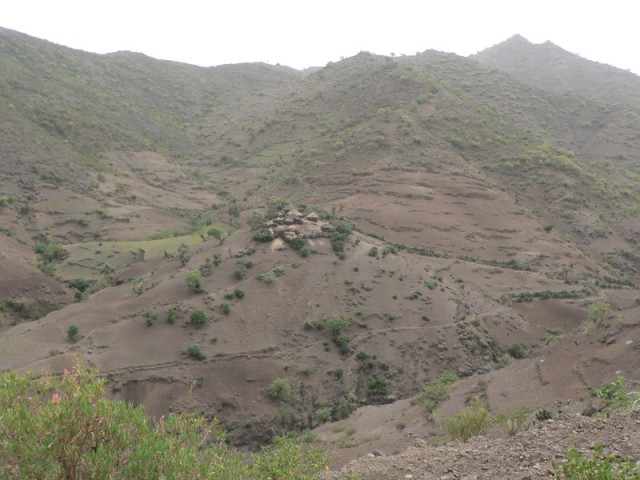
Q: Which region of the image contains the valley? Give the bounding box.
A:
[1,27,640,475]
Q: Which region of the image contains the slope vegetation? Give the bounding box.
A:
[1,29,640,460]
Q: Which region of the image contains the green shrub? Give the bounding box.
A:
[0,364,326,479]
[34,236,68,262]
[68,278,91,293]
[199,257,214,276]
[324,316,349,336]
[0,194,15,207]
[234,260,252,280]
[330,220,355,254]
[553,444,639,479]
[132,275,154,296]
[367,377,391,398]
[252,228,274,242]
[266,378,292,401]
[535,409,553,421]
[207,227,225,241]
[314,406,333,424]
[334,394,358,419]
[355,351,369,361]
[587,301,614,325]
[594,377,639,413]
[442,398,492,442]
[234,265,247,280]
[493,405,535,436]
[507,342,532,359]
[289,236,306,251]
[143,310,158,326]
[295,365,316,376]
[382,245,397,257]
[258,272,276,283]
[185,345,206,360]
[333,335,351,355]
[166,307,177,324]
[300,431,319,443]
[247,211,265,229]
[334,368,344,380]
[190,309,207,327]
[368,246,379,257]
[249,435,327,480]
[177,244,190,266]
[220,303,231,315]
[67,325,79,342]
[412,371,458,413]
[186,270,203,293]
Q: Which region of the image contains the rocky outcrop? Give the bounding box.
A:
[329,410,640,479]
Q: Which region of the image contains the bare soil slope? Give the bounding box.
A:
[1,29,640,461]
[330,409,640,479]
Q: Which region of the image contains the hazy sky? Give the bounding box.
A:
[3,0,639,75]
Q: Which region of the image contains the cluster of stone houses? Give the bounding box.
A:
[259,206,334,242]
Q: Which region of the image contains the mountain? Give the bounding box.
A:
[0,27,299,182]
[472,34,640,106]
[1,28,640,467]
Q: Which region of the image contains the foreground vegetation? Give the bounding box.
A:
[440,378,640,479]
[0,362,327,479]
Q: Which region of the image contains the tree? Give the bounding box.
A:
[67,325,79,342]
[190,309,207,327]
[367,376,391,397]
[247,211,265,229]
[177,244,190,266]
[324,316,349,336]
[266,378,292,401]
[186,270,203,293]
[207,227,224,242]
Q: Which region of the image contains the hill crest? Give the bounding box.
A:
[472,34,640,106]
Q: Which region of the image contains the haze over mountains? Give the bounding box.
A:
[1,26,640,468]
[473,34,640,107]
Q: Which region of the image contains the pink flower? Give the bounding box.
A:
[63,369,71,379]
[51,393,61,405]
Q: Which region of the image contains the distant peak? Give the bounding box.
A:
[505,34,532,45]
[472,35,535,56]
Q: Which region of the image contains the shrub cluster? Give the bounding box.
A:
[266,378,292,401]
[412,371,458,413]
[0,364,327,479]
[330,220,355,254]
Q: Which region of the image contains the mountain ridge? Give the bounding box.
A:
[1,27,640,471]
[472,34,640,106]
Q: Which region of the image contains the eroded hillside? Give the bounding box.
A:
[1,28,640,457]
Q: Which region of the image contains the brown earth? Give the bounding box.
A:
[2,27,640,468]
[328,410,640,479]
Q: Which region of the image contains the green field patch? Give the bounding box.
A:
[57,234,204,281]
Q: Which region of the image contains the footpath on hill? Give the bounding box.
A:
[328,410,640,479]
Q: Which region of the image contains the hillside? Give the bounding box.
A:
[1,27,640,468]
[331,409,640,479]
[472,34,640,107]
